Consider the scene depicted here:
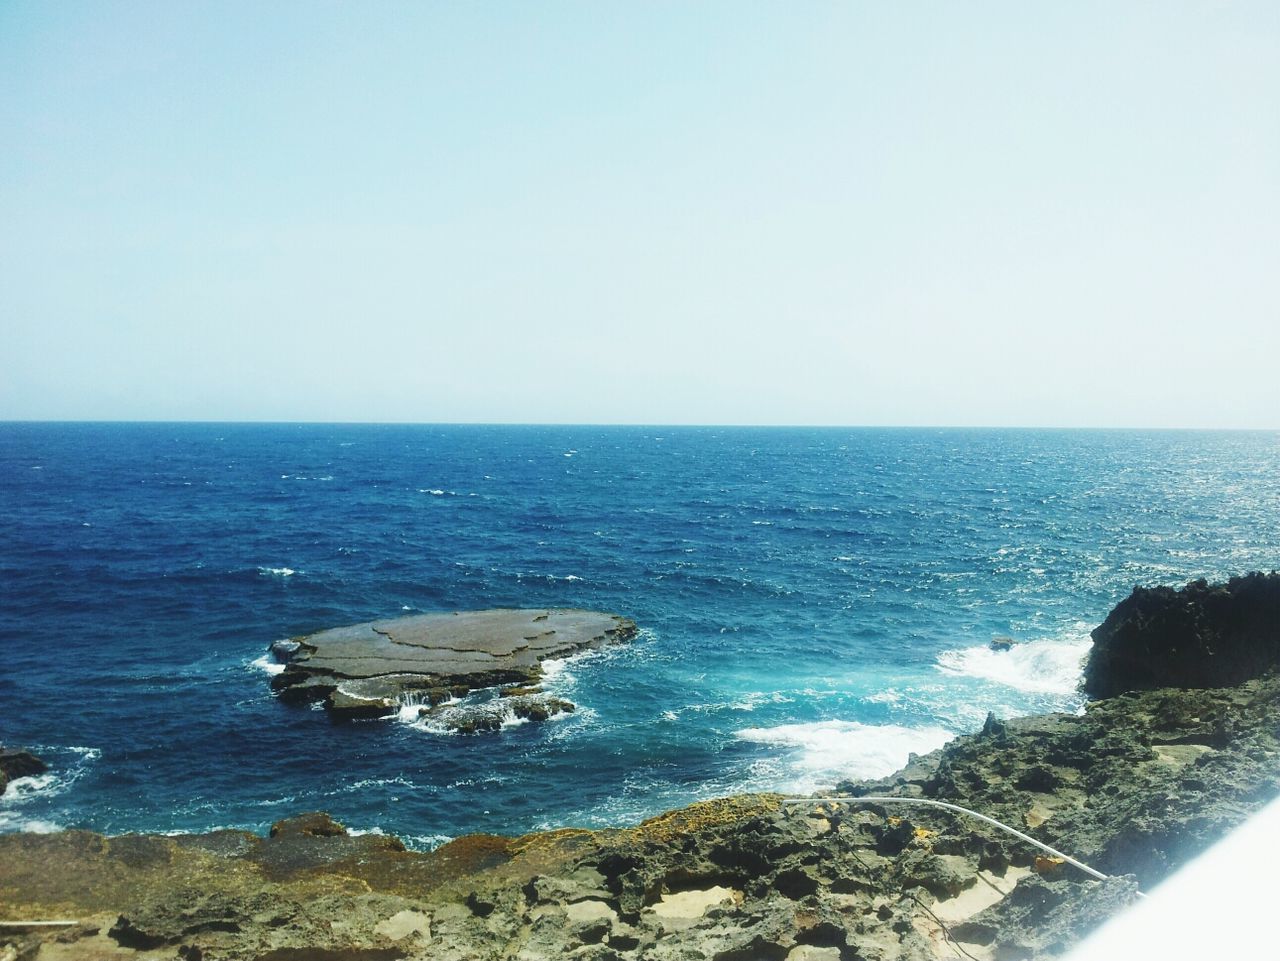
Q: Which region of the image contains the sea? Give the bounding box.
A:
[1,424,1277,847]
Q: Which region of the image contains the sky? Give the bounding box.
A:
[1,1,1277,427]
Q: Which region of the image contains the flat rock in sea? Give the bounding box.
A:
[269,608,638,721]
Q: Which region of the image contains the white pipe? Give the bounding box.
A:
[785,794,1144,896]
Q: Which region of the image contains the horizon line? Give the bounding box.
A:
[1,419,1276,432]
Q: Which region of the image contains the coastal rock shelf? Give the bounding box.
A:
[268,608,638,723]
[6,575,1279,960]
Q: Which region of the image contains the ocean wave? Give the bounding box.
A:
[540,657,569,681]
[0,816,62,833]
[729,691,795,712]
[257,566,297,577]
[400,694,530,735]
[345,776,422,793]
[0,745,99,833]
[400,833,454,852]
[934,636,1092,695]
[0,772,58,804]
[735,720,954,792]
[249,655,285,676]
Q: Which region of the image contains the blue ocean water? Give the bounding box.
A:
[1,424,1277,845]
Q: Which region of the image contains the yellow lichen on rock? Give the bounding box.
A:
[1034,855,1066,877]
[621,794,784,845]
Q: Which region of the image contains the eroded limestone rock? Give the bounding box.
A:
[268,608,637,722]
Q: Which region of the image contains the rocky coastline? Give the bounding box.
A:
[3,574,1279,961]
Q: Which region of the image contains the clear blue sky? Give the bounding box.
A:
[2,1,1276,426]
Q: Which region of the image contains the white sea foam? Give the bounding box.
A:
[398,691,528,735]
[729,691,795,712]
[347,776,421,793]
[250,655,285,676]
[258,566,296,577]
[934,636,1092,695]
[393,689,460,724]
[539,657,568,680]
[0,746,99,833]
[864,688,903,704]
[0,772,58,803]
[736,721,954,793]
[401,833,454,851]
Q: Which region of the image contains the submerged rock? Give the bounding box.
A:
[1085,571,1280,697]
[268,608,637,721]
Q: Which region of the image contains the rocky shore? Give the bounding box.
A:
[3,574,1279,961]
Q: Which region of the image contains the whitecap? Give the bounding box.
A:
[347,776,420,792]
[736,721,954,793]
[934,636,1092,695]
[258,566,296,577]
[864,688,903,704]
[730,691,795,712]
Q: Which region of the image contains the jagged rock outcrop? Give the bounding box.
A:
[269,608,637,722]
[1084,571,1280,697]
[0,747,46,796]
